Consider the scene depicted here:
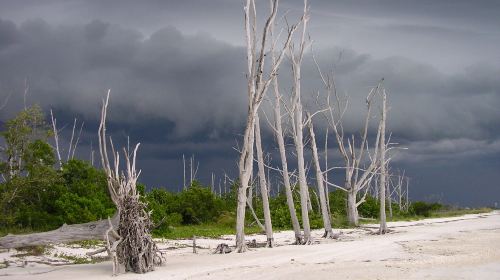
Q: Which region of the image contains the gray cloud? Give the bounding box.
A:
[0,19,247,138]
[0,0,499,206]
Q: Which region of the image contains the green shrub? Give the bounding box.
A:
[358,195,380,218]
[409,201,443,217]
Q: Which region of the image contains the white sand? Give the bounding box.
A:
[1,211,499,279]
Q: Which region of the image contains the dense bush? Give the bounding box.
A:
[0,159,116,230]
[145,181,229,235]
[56,160,115,224]
[357,195,380,218]
[409,201,443,217]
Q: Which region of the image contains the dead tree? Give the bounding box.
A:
[236,0,303,252]
[98,90,163,273]
[267,55,302,244]
[50,112,84,170]
[50,109,63,170]
[306,113,336,238]
[378,87,388,234]
[255,114,274,247]
[183,154,186,190]
[395,170,406,211]
[287,0,312,244]
[318,77,384,226]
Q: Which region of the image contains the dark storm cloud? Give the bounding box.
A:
[1,17,499,157]
[0,18,247,138]
[0,0,499,205]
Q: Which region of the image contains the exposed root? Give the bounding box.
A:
[235,244,249,253]
[266,237,274,248]
[115,195,164,274]
[213,243,232,254]
[322,229,340,239]
[301,237,313,245]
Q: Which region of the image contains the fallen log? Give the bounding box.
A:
[0,214,118,249]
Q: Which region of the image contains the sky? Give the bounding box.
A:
[0,0,499,206]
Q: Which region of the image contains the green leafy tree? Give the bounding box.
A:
[0,105,51,178]
[55,159,115,224]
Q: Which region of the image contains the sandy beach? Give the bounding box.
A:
[1,211,499,280]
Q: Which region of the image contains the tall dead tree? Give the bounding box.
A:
[236,0,303,252]
[50,112,84,170]
[98,90,163,273]
[288,0,312,244]
[255,115,274,247]
[50,109,63,170]
[306,113,336,238]
[319,77,384,226]
[268,56,302,244]
[378,87,388,234]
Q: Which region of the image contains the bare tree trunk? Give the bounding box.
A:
[294,103,311,243]
[190,155,193,186]
[324,129,331,215]
[50,109,63,170]
[183,154,186,190]
[255,115,274,247]
[211,172,215,194]
[398,173,403,211]
[379,89,388,234]
[289,0,312,244]
[307,114,335,238]
[246,193,265,231]
[247,179,253,206]
[347,186,359,226]
[67,118,76,161]
[405,177,410,211]
[271,58,302,244]
[387,180,393,219]
[306,187,313,212]
[71,121,84,160]
[236,110,256,252]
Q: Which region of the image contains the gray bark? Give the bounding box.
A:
[307,114,336,238]
[289,0,312,244]
[347,188,359,226]
[0,214,118,249]
[255,115,274,247]
[379,89,388,234]
[271,75,302,244]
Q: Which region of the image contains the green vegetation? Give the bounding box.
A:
[11,245,49,257]
[0,106,115,233]
[0,105,492,241]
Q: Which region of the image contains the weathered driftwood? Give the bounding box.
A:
[0,214,118,249]
[98,91,163,274]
